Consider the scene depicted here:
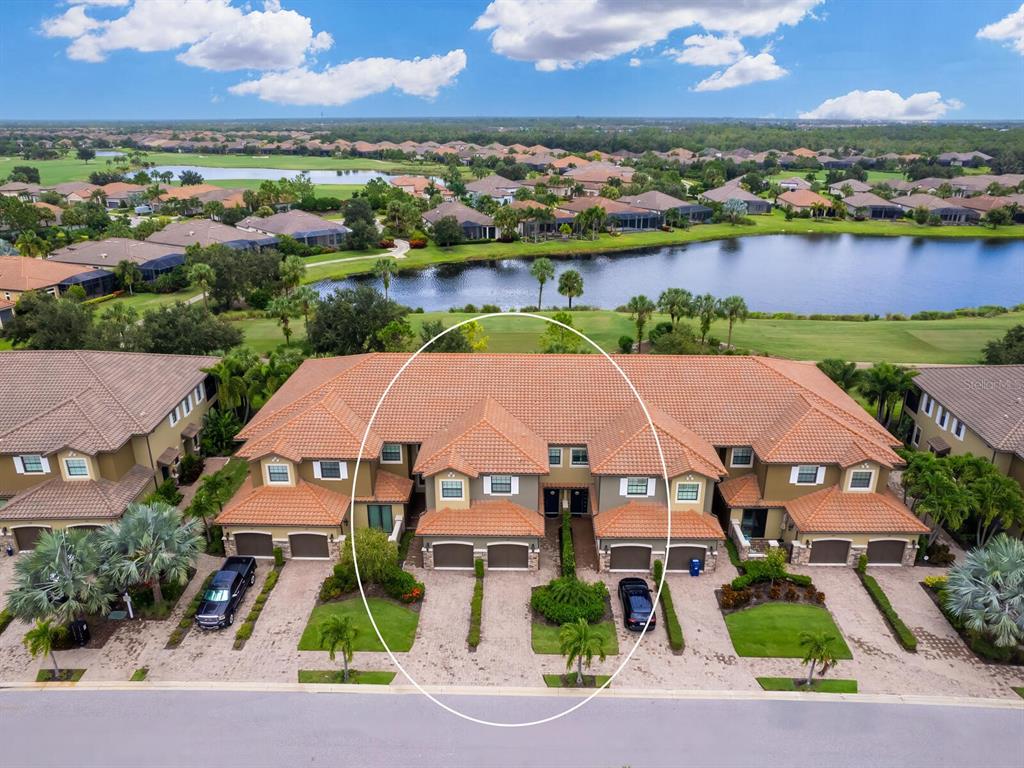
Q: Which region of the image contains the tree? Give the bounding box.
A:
[7,529,116,624]
[902,451,968,547]
[912,206,930,225]
[693,293,720,346]
[719,295,749,349]
[76,148,96,163]
[339,528,399,584]
[945,534,1024,649]
[23,619,68,679]
[965,471,1024,546]
[419,319,472,352]
[650,326,702,355]
[308,285,407,356]
[187,262,216,311]
[138,302,242,355]
[266,295,299,345]
[1,292,93,350]
[292,285,318,335]
[799,631,840,687]
[626,294,656,346]
[15,231,49,258]
[114,260,143,296]
[657,288,693,329]
[493,205,521,240]
[983,325,1024,364]
[817,359,860,392]
[179,170,205,186]
[278,254,306,295]
[92,302,143,351]
[558,269,584,309]
[539,311,587,354]
[559,618,607,686]
[723,198,748,223]
[529,257,555,309]
[199,407,242,456]
[858,362,917,427]
[319,614,358,683]
[98,503,202,606]
[372,258,398,300]
[343,198,378,250]
[431,215,463,247]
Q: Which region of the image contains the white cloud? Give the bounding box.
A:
[667,33,744,65]
[229,50,468,106]
[628,57,641,67]
[977,3,1024,54]
[42,0,332,71]
[693,52,787,91]
[799,89,964,120]
[473,0,821,70]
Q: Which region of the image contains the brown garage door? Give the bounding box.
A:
[667,545,706,571]
[487,543,529,569]
[13,526,50,551]
[809,539,851,564]
[433,542,474,569]
[867,540,906,564]
[235,532,274,558]
[289,533,329,559]
[609,545,651,571]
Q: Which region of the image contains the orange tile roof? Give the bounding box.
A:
[417,499,545,536]
[717,473,784,508]
[784,486,929,534]
[0,255,95,293]
[159,184,224,201]
[593,502,725,540]
[777,190,832,209]
[216,479,349,527]
[358,469,413,503]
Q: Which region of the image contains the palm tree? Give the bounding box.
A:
[530,257,555,309]
[204,359,247,416]
[858,362,917,427]
[558,269,584,309]
[657,287,693,329]
[944,534,1024,648]
[266,295,299,345]
[719,295,749,349]
[278,254,306,295]
[114,259,143,296]
[99,503,202,606]
[907,460,968,547]
[15,231,49,258]
[559,618,607,686]
[799,630,840,687]
[692,293,720,346]
[966,472,1024,546]
[292,285,318,335]
[319,614,358,682]
[816,359,860,392]
[7,529,116,624]
[23,619,68,679]
[626,294,656,347]
[186,262,216,311]
[372,258,397,299]
[493,205,521,241]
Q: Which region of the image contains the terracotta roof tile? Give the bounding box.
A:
[0,465,152,520]
[717,474,784,508]
[593,502,725,539]
[359,470,414,503]
[417,499,545,536]
[216,479,349,527]
[784,486,929,534]
[0,255,96,293]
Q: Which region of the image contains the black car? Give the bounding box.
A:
[617,577,656,632]
[195,556,257,630]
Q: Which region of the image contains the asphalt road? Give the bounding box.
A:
[0,689,1021,768]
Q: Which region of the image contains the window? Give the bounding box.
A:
[922,394,934,416]
[952,419,965,440]
[317,461,343,480]
[368,504,394,531]
[19,455,45,474]
[440,479,463,499]
[181,395,192,416]
[168,406,180,427]
[193,384,204,404]
[570,447,588,466]
[64,458,88,478]
[936,407,949,430]
[626,477,649,496]
[489,475,513,494]
[676,482,700,502]
[267,464,290,484]
[911,425,921,447]
[381,443,402,463]
[795,465,819,484]
[548,447,562,466]
[849,470,873,491]
[731,446,753,467]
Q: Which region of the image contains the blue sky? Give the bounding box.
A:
[1,0,1022,121]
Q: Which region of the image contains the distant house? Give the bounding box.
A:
[618,191,712,223]
[464,174,522,204]
[146,220,278,250]
[31,202,63,226]
[508,200,570,238]
[48,181,100,204]
[556,196,661,231]
[777,176,811,192]
[422,201,496,240]
[890,194,980,225]
[700,183,771,215]
[0,254,113,301]
[827,179,871,197]
[98,182,148,209]
[791,147,817,159]
[517,175,570,197]
[48,238,185,281]
[936,151,992,167]
[874,179,916,195]
[777,190,833,216]
[0,297,14,329]
[0,182,42,202]
[841,192,903,220]
[389,175,453,202]
[237,210,351,248]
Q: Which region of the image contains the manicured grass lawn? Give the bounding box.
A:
[766,170,905,185]
[139,151,450,176]
[298,598,419,653]
[724,603,853,659]
[757,676,858,693]
[201,178,363,199]
[229,316,307,355]
[36,668,86,683]
[543,673,612,688]
[531,620,620,655]
[303,247,388,265]
[130,667,149,682]
[298,669,396,685]
[102,290,200,313]
[1013,686,1024,699]
[0,155,102,185]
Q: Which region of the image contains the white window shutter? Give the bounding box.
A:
[13,456,24,474]
[40,457,51,473]
[339,462,348,479]
[313,462,322,479]
[483,476,492,494]
[815,466,825,484]
[648,478,657,497]
[619,478,628,495]
[789,466,800,484]
[511,476,519,494]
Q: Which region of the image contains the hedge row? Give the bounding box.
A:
[467,559,484,649]
[166,570,217,649]
[856,557,917,652]
[561,510,576,578]
[234,561,283,650]
[653,560,684,652]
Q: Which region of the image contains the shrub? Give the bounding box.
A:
[468,559,484,648]
[924,542,955,566]
[784,586,798,602]
[264,569,279,591]
[618,335,634,353]
[653,560,684,652]
[815,591,826,604]
[378,238,396,249]
[724,538,744,572]
[234,621,253,642]
[768,584,781,600]
[856,553,868,574]
[273,547,285,568]
[382,567,425,603]
[860,572,918,652]
[0,608,14,637]
[176,453,205,485]
[474,558,485,579]
[923,575,948,589]
[561,511,576,578]
[719,584,751,609]
[532,578,608,625]
[147,477,183,506]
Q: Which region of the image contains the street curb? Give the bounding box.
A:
[1,681,1021,709]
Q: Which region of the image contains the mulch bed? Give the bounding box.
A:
[529,586,614,627]
[715,580,825,615]
[323,584,424,615]
[919,583,1024,666]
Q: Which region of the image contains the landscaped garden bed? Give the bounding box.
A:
[36,669,85,683]
[543,674,611,688]
[653,559,684,653]
[467,559,484,651]
[920,578,1024,666]
[530,578,619,655]
[299,597,419,653]
[130,667,149,682]
[725,603,853,659]
[234,549,284,650]
[166,570,217,649]
[756,676,857,693]
[531,617,619,655]
[855,555,917,652]
[298,669,396,685]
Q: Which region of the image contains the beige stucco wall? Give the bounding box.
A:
[96,442,138,482]
[430,471,470,510]
[298,459,375,497]
[0,453,59,496]
[910,403,993,460]
[544,446,593,485]
[761,464,842,501]
[723,447,756,478]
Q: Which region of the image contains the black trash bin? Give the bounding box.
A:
[69,619,90,647]
[689,558,701,577]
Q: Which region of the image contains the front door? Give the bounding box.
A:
[368,504,394,532]
[569,488,589,516]
[543,489,560,517]
[741,508,768,539]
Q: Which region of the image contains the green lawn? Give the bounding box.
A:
[229,316,307,355]
[766,170,906,185]
[543,673,612,688]
[757,676,858,693]
[200,178,363,199]
[138,151,450,176]
[0,155,104,185]
[1013,686,1024,699]
[35,668,86,683]
[298,597,419,653]
[724,603,853,659]
[298,669,396,685]
[102,289,200,313]
[130,667,149,682]
[531,620,620,655]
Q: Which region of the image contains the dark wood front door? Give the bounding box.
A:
[544,488,561,517]
[569,488,589,516]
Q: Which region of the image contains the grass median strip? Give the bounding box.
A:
[36,669,86,683]
[543,674,611,689]
[234,555,284,650]
[130,667,149,682]
[757,677,858,693]
[298,670,396,685]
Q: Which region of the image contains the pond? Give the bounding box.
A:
[318,234,1024,315]
[150,165,391,185]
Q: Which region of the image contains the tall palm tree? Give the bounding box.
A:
[945,534,1024,648]
[186,262,216,311]
[372,258,397,300]
[319,614,358,682]
[692,293,720,346]
[816,359,860,392]
[657,287,693,329]
[278,254,306,295]
[626,294,656,347]
[557,269,584,309]
[966,471,1024,546]
[204,359,247,415]
[99,503,202,606]
[799,630,840,687]
[15,231,49,259]
[719,295,749,349]
[858,363,917,427]
[530,257,555,309]
[292,285,318,335]
[559,618,607,686]
[23,619,68,679]
[114,259,143,296]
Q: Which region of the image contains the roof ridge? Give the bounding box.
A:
[72,350,145,438]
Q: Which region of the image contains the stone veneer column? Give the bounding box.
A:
[223,536,237,557]
[789,541,810,565]
[597,549,610,572]
[901,541,919,566]
[528,548,539,570]
[422,546,434,569]
[704,549,718,573]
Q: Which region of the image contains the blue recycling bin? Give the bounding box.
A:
[689,558,701,577]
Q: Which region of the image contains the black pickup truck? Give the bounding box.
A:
[195,556,257,630]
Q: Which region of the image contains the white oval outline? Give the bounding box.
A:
[349,311,673,727]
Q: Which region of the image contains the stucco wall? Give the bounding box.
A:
[468,475,540,509]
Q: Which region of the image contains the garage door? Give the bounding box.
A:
[487,543,529,569]
[432,542,474,569]
[234,532,274,558]
[867,540,906,565]
[609,545,651,571]
[289,533,330,559]
[809,539,851,564]
[667,545,706,571]
[13,526,50,551]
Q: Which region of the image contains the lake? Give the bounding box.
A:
[318,234,1024,314]
[150,165,391,185]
